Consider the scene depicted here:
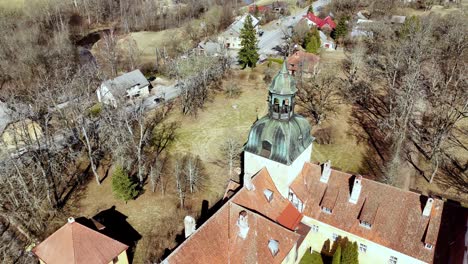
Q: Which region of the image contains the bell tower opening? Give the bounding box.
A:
[244,61,314,197]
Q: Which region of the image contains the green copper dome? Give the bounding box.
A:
[245,60,313,165]
[268,61,297,95]
[245,115,313,165]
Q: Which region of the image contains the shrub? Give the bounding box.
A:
[87,103,102,118]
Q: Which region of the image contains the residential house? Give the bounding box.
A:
[302,13,336,31]
[218,14,260,50]
[96,69,150,107]
[271,1,288,14]
[319,31,336,50]
[287,51,320,77]
[248,4,272,15]
[162,63,444,264]
[32,217,129,264]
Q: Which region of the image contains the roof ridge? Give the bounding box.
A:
[70,222,77,264]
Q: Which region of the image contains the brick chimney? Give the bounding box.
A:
[320,160,332,183]
[184,216,196,238]
[422,198,434,217]
[349,175,362,204]
[237,210,249,239]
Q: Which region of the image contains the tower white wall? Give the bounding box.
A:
[244,143,313,198]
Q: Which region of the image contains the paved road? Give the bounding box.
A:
[257,0,331,56]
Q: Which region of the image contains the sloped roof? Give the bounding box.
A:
[230,14,260,34]
[303,13,336,29]
[269,62,297,95]
[164,202,300,264]
[287,51,320,74]
[232,168,291,220]
[277,203,303,230]
[32,219,128,264]
[102,69,149,93]
[290,162,443,263]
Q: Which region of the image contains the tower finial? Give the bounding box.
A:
[280,60,289,74]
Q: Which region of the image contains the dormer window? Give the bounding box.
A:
[424,243,433,250]
[263,189,273,202]
[268,239,279,256]
[322,207,332,214]
[360,220,372,229]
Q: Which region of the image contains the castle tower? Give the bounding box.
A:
[244,62,314,197]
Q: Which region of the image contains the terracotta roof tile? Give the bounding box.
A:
[32,220,128,264]
[223,180,241,200]
[277,203,303,230]
[231,168,290,220]
[287,51,320,74]
[290,162,443,263]
[164,202,300,264]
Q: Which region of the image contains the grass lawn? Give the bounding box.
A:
[300,250,324,264]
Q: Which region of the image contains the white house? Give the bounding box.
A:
[319,30,336,50]
[218,14,260,50]
[96,69,150,107]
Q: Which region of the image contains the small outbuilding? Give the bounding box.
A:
[32,217,129,264]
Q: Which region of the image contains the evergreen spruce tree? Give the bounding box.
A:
[305,28,321,54]
[331,17,348,42]
[341,241,359,264]
[332,245,341,264]
[112,166,138,202]
[238,15,259,68]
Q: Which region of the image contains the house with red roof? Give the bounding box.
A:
[162,63,444,264]
[32,217,129,264]
[303,12,336,30]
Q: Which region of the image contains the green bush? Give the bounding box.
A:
[112,166,138,202]
[87,103,102,118]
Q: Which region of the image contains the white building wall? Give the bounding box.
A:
[300,216,428,264]
[281,243,298,264]
[244,143,313,198]
[126,85,149,98]
[97,85,117,107]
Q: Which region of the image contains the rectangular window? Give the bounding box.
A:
[359,243,367,253]
[312,225,319,233]
[332,233,338,241]
[360,221,372,229]
[389,256,398,264]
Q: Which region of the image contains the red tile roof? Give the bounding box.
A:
[277,203,303,230]
[248,4,271,13]
[231,168,291,220]
[32,219,128,264]
[290,163,443,263]
[287,51,320,75]
[164,202,300,264]
[303,13,336,29]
